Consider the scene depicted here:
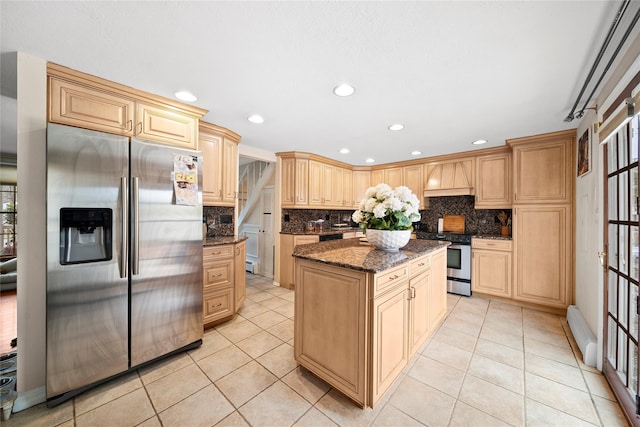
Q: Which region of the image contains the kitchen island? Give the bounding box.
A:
[292,238,449,408]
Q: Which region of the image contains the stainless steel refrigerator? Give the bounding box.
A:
[46,123,203,405]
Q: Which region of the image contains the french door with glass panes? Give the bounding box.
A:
[604,114,639,421]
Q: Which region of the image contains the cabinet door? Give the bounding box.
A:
[222,137,238,204]
[295,159,309,206]
[428,249,447,331]
[308,160,323,206]
[136,101,198,149]
[370,169,384,187]
[403,164,424,204]
[49,76,135,135]
[371,284,409,405]
[281,158,296,207]
[475,152,511,208]
[333,167,344,208]
[513,205,571,308]
[235,241,247,310]
[384,167,403,188]
[511,135,573,204]
[201,132,223,205]
[472,249,512,298]
[352,170,370,208]
[342,169,353,207]
[409,270,430,355]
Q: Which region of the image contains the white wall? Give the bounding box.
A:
[15,52,47,408]
[574,31,640,371]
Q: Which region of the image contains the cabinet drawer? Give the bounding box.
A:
[374,265,408,295]
[472,238,512,251]
[409,255,430,276]
[203,287,234,324]
[204,244,234,260]
[204,260,233,289]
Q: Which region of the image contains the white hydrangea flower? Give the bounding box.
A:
[373,203,387,218]
[352,210,363,224]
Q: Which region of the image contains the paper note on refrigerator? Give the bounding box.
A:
[173,154,198,206]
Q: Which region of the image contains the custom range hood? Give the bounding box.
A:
[423,158,474,197]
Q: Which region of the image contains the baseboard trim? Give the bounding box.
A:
[12,385,46,412]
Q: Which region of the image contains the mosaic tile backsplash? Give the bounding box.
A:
[282,196,511,236]
[203,206,235,237]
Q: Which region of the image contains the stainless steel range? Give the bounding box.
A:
[419,232,472,296]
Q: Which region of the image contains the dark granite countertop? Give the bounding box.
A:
[292,238,450,273]
[280,228,362,236]
[203,235,248,247]
[473,235,512,241]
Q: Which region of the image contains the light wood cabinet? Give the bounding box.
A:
[509,130,574,204]
[279,234,319,289]
[475,151,512,208]
[370,169,384,187]
[340,168,353,207]
[200,121,241,207]
[424,157,475,197]
[309,160,334,206]
[235,240,247,310]
[513,205,572,308]
[280,157,309,208]
[403,164,424,205]
[383,167,403,188]
[352,169,371,208]
[294,246,447,407]
[203,241,247,327]
[472,238,512,298]
[47,63,206,148]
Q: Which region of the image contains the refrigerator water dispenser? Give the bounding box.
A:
[60,208,112,265]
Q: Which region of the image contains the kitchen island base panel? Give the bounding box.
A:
[294,260,368,407]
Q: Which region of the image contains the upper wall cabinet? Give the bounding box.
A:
[508,130,574,204]
[424,158,475,197]
[47,63,207,149]
[474,149,512,208]
[200,121,241,207]
[352,169,371,208]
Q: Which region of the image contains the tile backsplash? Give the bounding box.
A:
[419,195,511,235]
[281,197,511,236]
[203,206,235,237]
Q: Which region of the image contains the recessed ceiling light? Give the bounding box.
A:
[411,150,422,156]
[388,124,404,131]
[472,139,488,145]
[333,84,356,97]
[339,148,350,154]
[248,114,264,124]
[365,158,375,163]
[174,91,197,102]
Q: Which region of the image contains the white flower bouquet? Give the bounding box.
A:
[352,183,421,231]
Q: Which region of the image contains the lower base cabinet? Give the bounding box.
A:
[471,238,512,298]
[203,240,247,327]
[294,246,447,407]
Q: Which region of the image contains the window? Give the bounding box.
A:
[1,185,17,258]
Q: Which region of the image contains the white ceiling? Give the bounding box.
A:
[1,1,636,165]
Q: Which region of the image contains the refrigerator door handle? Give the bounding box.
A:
[120,177,128,279]
[132,176,140,275]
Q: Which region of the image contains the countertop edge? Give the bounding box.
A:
[203,235,248,246]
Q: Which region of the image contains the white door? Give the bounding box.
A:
[260,186,274,278]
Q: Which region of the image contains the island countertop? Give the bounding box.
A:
[292,237,449,273]
[203,235,248,247]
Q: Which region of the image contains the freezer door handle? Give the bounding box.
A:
[120,177,128,279]
[132,176,140,275]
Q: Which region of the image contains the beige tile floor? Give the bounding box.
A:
[6,273,631,427]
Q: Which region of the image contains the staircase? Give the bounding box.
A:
[238,160,274,226]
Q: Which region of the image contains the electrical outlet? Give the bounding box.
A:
[284,214,290,222]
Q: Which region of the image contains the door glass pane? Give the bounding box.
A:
[631,284,638,341]
[631,340,638,394]
[632,116,639,162]
[609,316,618,365]
[609,176,618,220]
[619,326,628,382]
[610,224,618,270]
[632,225,639,281]
[620,171,629,221]
[620,225,629,275]
[609,134,618,172]
[632,166,639,222]
[619,129,629,168]
[620,278,629,330]
[610,270,618,316]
